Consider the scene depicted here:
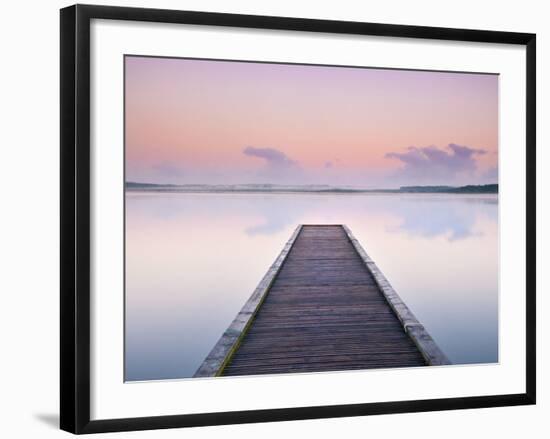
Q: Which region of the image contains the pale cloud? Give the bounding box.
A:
[385,143,487,184]
[243,146,302,183]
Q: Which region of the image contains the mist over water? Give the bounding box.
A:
[125,192,498,381]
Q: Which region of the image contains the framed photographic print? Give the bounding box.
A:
[60,4,536,434]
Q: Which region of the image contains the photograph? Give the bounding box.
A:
[124,55,499,382]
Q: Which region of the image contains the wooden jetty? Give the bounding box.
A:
[194,225,449,378]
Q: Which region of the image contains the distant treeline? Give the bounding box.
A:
[399,184,498,194]
[125,181,498,194]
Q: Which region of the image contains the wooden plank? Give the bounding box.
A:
[342,225,450,366]
[209,225,447,377]
[193,225,303,378]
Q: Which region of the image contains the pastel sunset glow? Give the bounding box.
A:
[125,56,498,188]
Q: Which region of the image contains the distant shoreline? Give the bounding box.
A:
[125,182,498,194]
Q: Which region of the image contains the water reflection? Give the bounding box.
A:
[244,196,304,236]
[125,192,498,380]
[384,196,497,241]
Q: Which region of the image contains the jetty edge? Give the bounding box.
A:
[193,225,303,377]
[342,225,450,366]
[194,224,449,378]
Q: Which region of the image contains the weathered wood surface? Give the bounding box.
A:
[342,225,450,366]
[193,225,303,378]
[217,225,443,377]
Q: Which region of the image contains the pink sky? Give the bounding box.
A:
[125,56,498,188]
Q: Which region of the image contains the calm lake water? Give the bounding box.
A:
[125,192,498,381]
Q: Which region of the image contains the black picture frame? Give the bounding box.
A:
[60,4,536,434]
